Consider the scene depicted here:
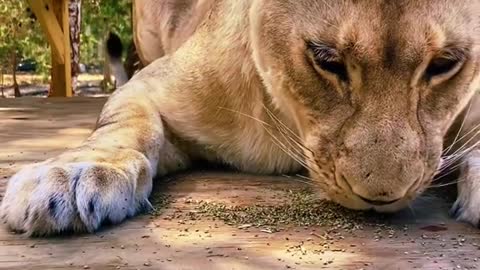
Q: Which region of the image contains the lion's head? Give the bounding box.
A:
[250,0,480,212]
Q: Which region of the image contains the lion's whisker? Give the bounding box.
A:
[443,125,480,159]
[263,105,315,157]
[218,107,273,127]
[269,119,311,162]
[434,159,468,180]
[443,101,473,154]
[438,137,480,174]
[263,105,303,142]
[218,106,314,170]
[428,177,467,189]
[262,105,317,165]
[263,125,314,171]
[439,134,480,171]
[281,174,315,186]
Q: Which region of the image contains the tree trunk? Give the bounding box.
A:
[11,23,21,98]
[1,68,4,98]
[69,0,82,94]
[12,46,21,98]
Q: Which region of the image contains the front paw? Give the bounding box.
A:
[0,152,153,236]
[449,155,480,228]
[451,195,480,228]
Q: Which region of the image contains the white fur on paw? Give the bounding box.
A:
[450,155,480,228]
[451,193,480,228]
[451,196,480,228]
[0,159,153,236]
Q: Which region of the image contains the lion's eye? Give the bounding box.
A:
[316,59,348,81]
[425,49,466,82]
[307,42,349,82]
[425,57,460,78]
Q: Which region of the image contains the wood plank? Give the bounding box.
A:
[0,98,479,270]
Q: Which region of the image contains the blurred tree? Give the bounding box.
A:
[81,0,132,63]
[82,0,132,91]
[0,0,132,96]
[70,0,82,94]
[0,1,46,97]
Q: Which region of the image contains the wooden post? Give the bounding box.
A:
[27,0,72,97]
[50,0,72,97]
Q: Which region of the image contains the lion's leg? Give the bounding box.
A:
[447,94,480,227]
[450,150,480,227]
[0,82,189,235]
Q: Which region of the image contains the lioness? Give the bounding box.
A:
[2,0,480,236]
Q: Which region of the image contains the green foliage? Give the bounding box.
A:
[0,1,49,78]
[0,0,132,78]
[81,0,132,67]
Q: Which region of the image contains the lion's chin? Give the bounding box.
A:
[330,194,411,213]
[372,199,411,213]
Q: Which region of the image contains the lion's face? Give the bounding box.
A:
[250,0,480,211]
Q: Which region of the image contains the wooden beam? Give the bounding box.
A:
[27,0,72,97]
[27,0,65,64]
[49,0,72,97]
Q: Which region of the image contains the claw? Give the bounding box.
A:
[142,199,155,213]
[449,200,462,219]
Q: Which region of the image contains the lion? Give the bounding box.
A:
[1,0,480,236]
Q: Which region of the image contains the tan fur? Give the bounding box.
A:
[2,0,480,235]
[132,0,216,65]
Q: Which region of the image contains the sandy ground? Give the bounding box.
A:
[0,73,110,98]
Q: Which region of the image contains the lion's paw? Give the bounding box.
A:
[0,159,153,236]
[450,191,480,228]
[450,154,480,228]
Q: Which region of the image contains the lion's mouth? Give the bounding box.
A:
[331,169,425,213]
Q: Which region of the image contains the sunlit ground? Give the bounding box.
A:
[0,73,107,97]
[1,73,104,86]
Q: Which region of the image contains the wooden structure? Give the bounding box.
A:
[27,0,72,97]
[1,98,479,269]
